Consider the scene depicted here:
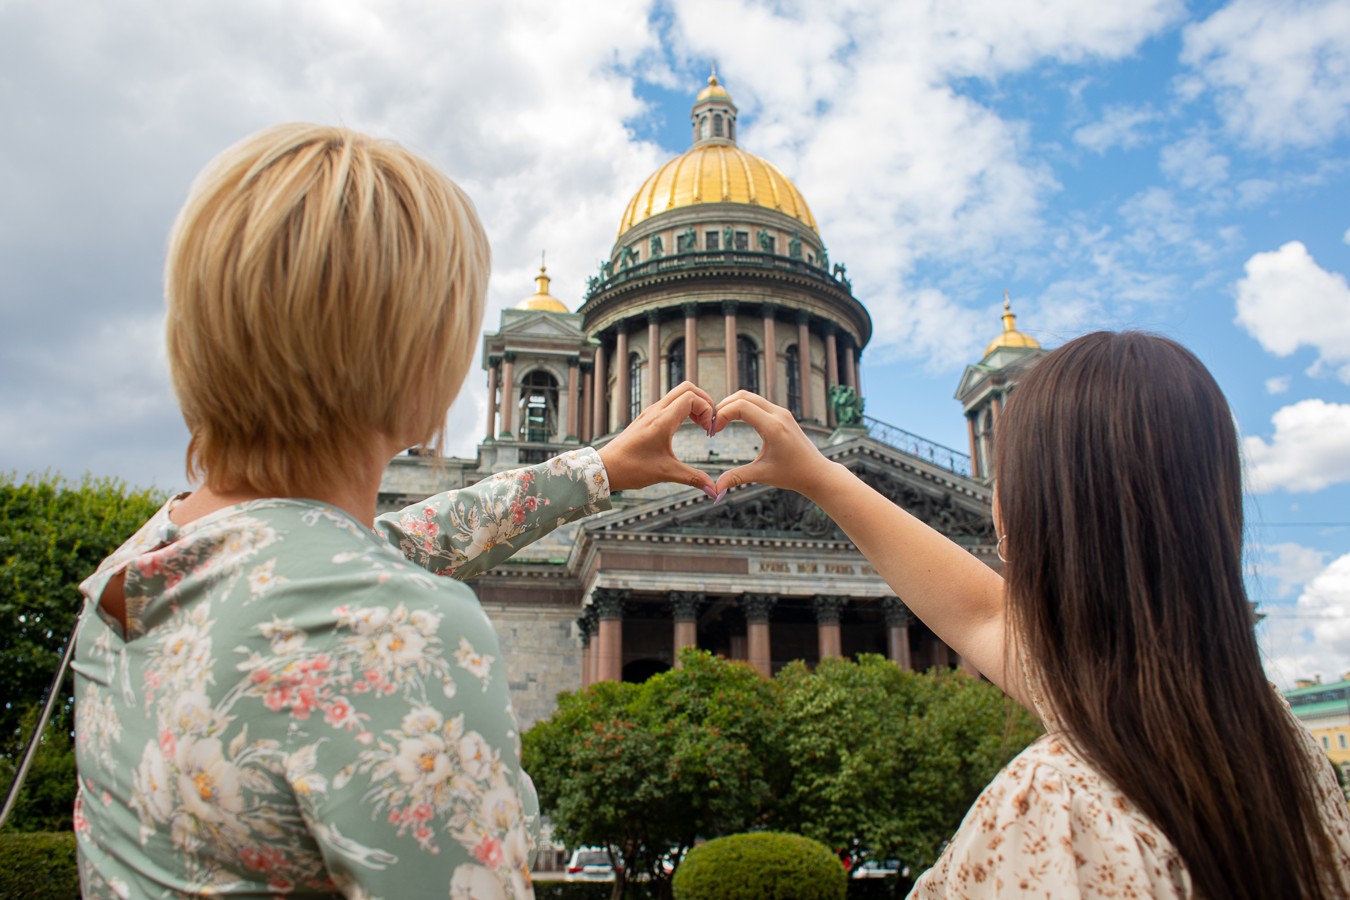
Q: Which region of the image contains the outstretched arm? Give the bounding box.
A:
[378,383,717,581]
[712,391,1022,706]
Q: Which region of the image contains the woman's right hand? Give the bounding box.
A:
[711,391,844,498]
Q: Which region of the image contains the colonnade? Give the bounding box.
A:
[574,590,936,686]
[483,352,594,443]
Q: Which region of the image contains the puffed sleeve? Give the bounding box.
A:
[376,448,611,581]
[910,739,1190,899]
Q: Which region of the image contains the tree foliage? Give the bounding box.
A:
[524,650,784,899]
[526,652,1040,896]
[773,656,1040,879]
[0,472,164,829]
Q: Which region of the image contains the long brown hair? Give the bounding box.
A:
[996,331,1344,899]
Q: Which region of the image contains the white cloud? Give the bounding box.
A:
[1261,551,1350,689]
[1252,542,1331,599]
[1159,133,1229,191]
[1244,399,1350,493]
[1073,105,1157,153]
[1234,241,1350,382]
[1182,0,1350,150]
[1265,375,1291,395]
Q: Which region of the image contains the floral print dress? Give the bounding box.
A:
[72,449,610,899]
[910,694,1350,898]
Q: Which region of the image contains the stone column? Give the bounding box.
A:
[762,304,778,403]
[576,614,594,688]
[566,356,580,442]
[852,349,863,396]
[930,637,948,671]
[647,311,661,405]
[824,325,839,427]
[593,588,627,683]
[723,301,739,394]
[881,598,914,671]
[485,357,499,441]
[499,351,517,439]
[813,595,845,660]
[742,593,776,677]
[592,340,608,438]
[585,606,600,687]
[966,413,979,479]
[580,362,593,444]
[842,340,856,390]
[614,327,630,429]
[796,313,813,422]
[682,303,699,385]
[992,393,1003,429]
[670,591,703,668]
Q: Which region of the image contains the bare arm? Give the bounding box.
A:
[712,391,1024,706]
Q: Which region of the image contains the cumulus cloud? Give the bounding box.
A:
[1265,375,1291,395]
[1252,542,1331,599]
[1182,0,1350,150]
[1261,551,1350,688]
[1244,399,1350,493]
[1234,241,1350,382]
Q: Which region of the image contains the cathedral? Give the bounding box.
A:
[378,74,1044,726]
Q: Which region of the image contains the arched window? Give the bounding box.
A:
[668,338,685,389]
[699,115,709,140]
[519,369,559,443]
[737,335,759,395]
[728,119,735,141]
[713,114,724,137]
[628,352,642,422]
[786,344,802,418]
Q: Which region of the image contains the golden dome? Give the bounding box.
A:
[515,264,569,313]
[696,72,732,103]
[616,144,818,236]
[984,292,1040,357]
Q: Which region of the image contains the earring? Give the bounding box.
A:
[996,534,1010,563]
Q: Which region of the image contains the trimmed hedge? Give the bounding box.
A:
[672,832,847,900]
[0,831,80,899]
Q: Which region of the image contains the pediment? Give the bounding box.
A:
[499,312,588,340]
[588,435,994,544]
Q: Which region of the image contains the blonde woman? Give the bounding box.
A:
[72,124,715,899]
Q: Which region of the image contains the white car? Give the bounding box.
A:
[566,847,617,881]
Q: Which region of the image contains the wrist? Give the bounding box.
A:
[798,459,852,506]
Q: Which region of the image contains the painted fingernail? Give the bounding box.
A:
[713,489,728,504]
[701,485,718,501]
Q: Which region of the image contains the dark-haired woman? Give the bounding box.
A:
[711,331,1350,899]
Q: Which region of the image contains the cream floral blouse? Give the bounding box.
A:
[910,697,1350,898]
[72,449,610,899]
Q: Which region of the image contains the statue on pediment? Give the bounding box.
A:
[829,385,865,427]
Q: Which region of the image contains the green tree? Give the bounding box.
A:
[772,656,1040,889]
[523,650,783,899]
[0,473,164,830]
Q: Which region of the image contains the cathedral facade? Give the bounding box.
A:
[378,75,1042,727]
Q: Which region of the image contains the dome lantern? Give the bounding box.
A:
[515,258,569,313]
[691,65,738,146]
[983,291,1040,357]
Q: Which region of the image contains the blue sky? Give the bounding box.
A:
[1,0,1347,685]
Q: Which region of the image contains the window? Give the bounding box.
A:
[734,231,749,251]
[1341,734,1348,749]
[786,344,802,417]
[737,335,759,395]
[519,370,558,443]
[668,338,685,389]
[763,235,775,253]
[628,352,642,423]
[706,231,719,251]
[699,115,709,140]
[713,114,724,137]
[1324,736,1332,749]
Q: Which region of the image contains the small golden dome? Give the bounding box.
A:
[696,71,732,103]
[616,144,818,236]
[984,292,1040,357]
[515,264,569,313]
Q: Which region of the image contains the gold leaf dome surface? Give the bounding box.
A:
[616,144,818,237]
[515,265,569,313]
[984,294,1040,357]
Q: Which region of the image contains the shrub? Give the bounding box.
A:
[672,832,846,900]
[0,831,80,899]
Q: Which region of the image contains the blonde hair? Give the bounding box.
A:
[165,123,489,495]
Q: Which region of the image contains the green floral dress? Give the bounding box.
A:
[72,449,611,899]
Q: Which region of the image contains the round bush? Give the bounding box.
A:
[672,832,847,900]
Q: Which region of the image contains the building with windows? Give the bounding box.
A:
[1286,676,1350,769]
[379,75,1035,726]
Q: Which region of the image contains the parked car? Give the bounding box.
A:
[853,858,903,879]
[566,847,617,881]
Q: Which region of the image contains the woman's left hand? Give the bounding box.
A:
[598,382,716,495]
